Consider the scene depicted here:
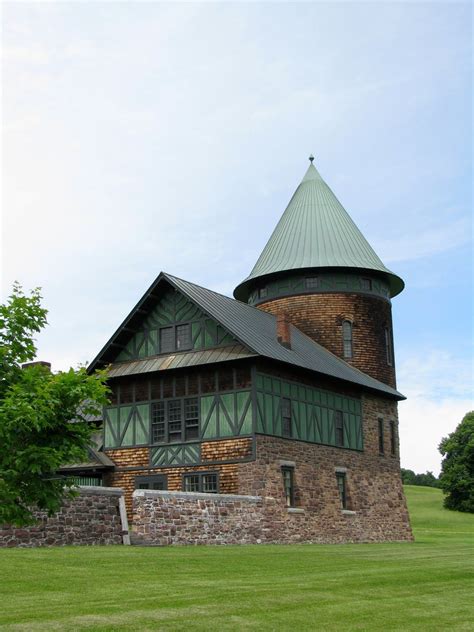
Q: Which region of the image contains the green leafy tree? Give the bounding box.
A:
[0,283,109,525]
[439,412,474,513]
[401,468,440,488]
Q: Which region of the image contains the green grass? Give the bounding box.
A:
[0,486,473,631]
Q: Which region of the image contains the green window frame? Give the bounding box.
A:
[282,467,295,507]
[135,474,168,490]
[335,410,344,447]
[151,397,199,444]
[390,420,396,456]
[336,472,347,509]
[281,398,292,438]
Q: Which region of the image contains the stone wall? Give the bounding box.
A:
[0,487,127,548]
[132,490,266,545]
[258,293,396,387]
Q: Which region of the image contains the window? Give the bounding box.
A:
[176,324,191,350]
[151,401,165,443]
[342,320,353,359]
[184,398,199,440]
[282,467,295,507]
[390,420,396,456]
[159,324,192,353]
[385,326,394,366]
[183,472,219,493]
[336,472,347,509]
[361,278,372,291]
[258,287,268,299]
[334,410,344,447]
[160,327,174,353]
[305,276,319,290]
[135,474,167,490]
[281,398,292,438]
[378,418,385,455]
[151,397,199,444]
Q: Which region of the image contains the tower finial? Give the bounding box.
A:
[309,154,314,163]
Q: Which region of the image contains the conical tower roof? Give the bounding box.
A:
[234,158,404,301]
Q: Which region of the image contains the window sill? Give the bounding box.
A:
[287,507,305,514]
[342,509,356,515]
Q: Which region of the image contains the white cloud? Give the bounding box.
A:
[397,349,473,475]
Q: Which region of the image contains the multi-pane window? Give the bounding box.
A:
[281,398,292,438]
[342,320,353,359]
[184,398,199,440]
[390,420,396,456]
[151,397,199,444]
[305,276,319,290]
[176,324,191,350]
[378,418,385,454]
[159,324,192,353]
[160,327,174,353]
[183,472,219,493]
[151,402,165,443]
[385,326,394,366]
[135,474,167,490]
[361,278,372,291]
[335,410,344,447]
[282,467,295,507]
[168,400,182,442]
[258,287,268,299]
[336,472,347,509]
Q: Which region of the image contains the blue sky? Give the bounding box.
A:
[2,2,472,474]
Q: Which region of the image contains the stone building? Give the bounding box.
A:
[78,158,412,543]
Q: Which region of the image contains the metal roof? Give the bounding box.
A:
[89,271,404,400]
[234,161,404,300]
[166,274,404,400]
[108,345,257,378]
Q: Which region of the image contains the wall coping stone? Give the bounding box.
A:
[133,489,262,503]
[76,486,124,497]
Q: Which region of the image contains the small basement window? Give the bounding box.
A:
[135,474,168,490]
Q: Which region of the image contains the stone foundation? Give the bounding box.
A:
[0,487,127,548]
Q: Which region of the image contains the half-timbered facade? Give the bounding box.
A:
[77,158,413,542]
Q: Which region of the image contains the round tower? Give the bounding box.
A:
[233,157,404,388]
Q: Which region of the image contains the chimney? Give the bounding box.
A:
[276,313,291,349]
[22,361,51,371]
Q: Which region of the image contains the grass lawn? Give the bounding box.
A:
[0,486,473,631]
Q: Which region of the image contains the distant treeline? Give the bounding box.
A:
[401,469,440,488]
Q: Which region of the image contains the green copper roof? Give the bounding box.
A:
[234,160,404,300]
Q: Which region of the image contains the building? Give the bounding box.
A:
[80,157,413,543]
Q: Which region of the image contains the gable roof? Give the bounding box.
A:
[234,161,404,301]
[89,271,404,401]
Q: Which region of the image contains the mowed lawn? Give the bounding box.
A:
[0,486,473,631]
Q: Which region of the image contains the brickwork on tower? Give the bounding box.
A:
[258,293,396,387]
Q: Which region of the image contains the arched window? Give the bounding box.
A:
[342,320,353,359]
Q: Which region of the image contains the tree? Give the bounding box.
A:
[438,412,474,513]
[401,468,440,488]
[0,283,109,525]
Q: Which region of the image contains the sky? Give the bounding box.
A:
[1,1,472,475]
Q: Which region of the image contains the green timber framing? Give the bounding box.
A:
[103,362,363,468]
[90,271,403,470]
